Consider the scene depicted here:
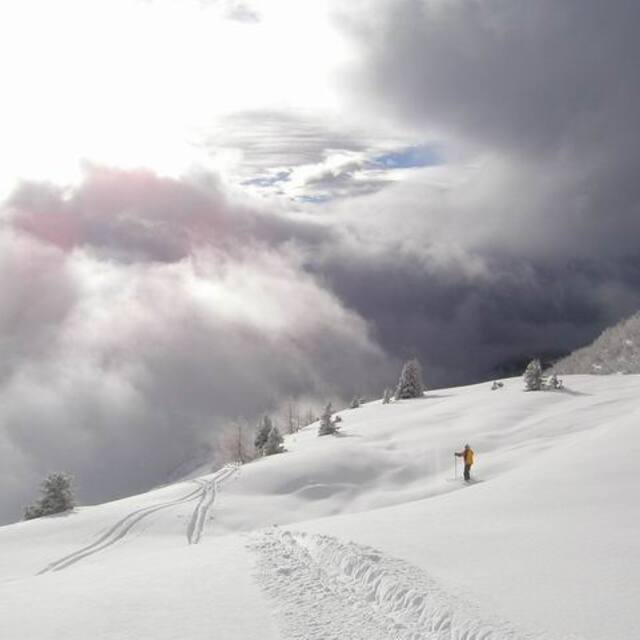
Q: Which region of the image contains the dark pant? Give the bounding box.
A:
[464,464,472,481]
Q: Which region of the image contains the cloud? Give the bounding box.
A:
[224,1,261,23]
[206,110,437,201]
[271,0,640,382]
[338,0,640,256]
[344,0,640,157]
[288,145,442,202]
[304,150,640,386]
[0,167,392,524]
[208,110,366,168]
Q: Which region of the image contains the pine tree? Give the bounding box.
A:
[24,472,75,520]
[263,426,285,456]
[524,359,543,391]
[395,358,425,399]
[382,388,393,404]
[254,415,274,454]
[318,403,341,436]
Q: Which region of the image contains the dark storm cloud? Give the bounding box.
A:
[340,0,640,258]
[0,167,393,524]
[345,0,640,157]
[289,0,640,383]
[309,238,640,386]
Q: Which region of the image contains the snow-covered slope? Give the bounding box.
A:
[552,310,640,374]
[1,375,639,640]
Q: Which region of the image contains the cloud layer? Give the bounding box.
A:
[341,0,640,257]
[311,0,640,377]
[0,167,391,524]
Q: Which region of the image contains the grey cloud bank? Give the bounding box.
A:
[315,0,640,376]
[0,168,392,524]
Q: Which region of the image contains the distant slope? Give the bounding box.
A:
[551,311,640,374]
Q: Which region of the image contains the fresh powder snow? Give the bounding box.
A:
[1,375,638,639]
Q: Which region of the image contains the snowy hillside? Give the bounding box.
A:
[1,375,639,640]
[552,311,640,374]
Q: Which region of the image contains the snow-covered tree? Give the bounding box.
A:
[395,358,425,399]
[254,415,274,454]
[24,472,75,520]
[263,426,285,456]
[547,373,563,390]
[318,403,341,436]
[350,396,361,409]
[524,359,543,391]
[382,388,393,404]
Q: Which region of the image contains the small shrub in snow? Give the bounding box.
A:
[491,381,504,390]
[300,408,317,428]
[318,403,341,436]
[24,472,75,520]
[382,388,393,404]
[395,358,425,399]
[218,421,254,465]
[524,359,543,391]
[254,415,274,455]
[285,403,301,434]
[546,373,564,390]
[263,426,285,456]
[350,396,361,409]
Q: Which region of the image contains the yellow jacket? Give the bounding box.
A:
[457,448,474,465]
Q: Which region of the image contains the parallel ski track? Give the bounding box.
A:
[37,466,235,575]
[250,529,561,640]
[186,465,236,545]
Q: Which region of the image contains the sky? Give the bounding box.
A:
[2,0,640,523]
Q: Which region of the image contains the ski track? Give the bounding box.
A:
[38,466,236,575]
[186,465,237,545]
[250,529,570,640]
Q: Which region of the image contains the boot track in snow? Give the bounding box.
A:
[249,529,564,640]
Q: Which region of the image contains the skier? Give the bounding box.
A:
[455,444,474,482]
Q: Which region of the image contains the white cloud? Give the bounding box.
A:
[0,168,393,524]
[0,0,354,196]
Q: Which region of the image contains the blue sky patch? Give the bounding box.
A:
[373,144,442,169]
[241,170,291,188]
[297,194,331,204]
